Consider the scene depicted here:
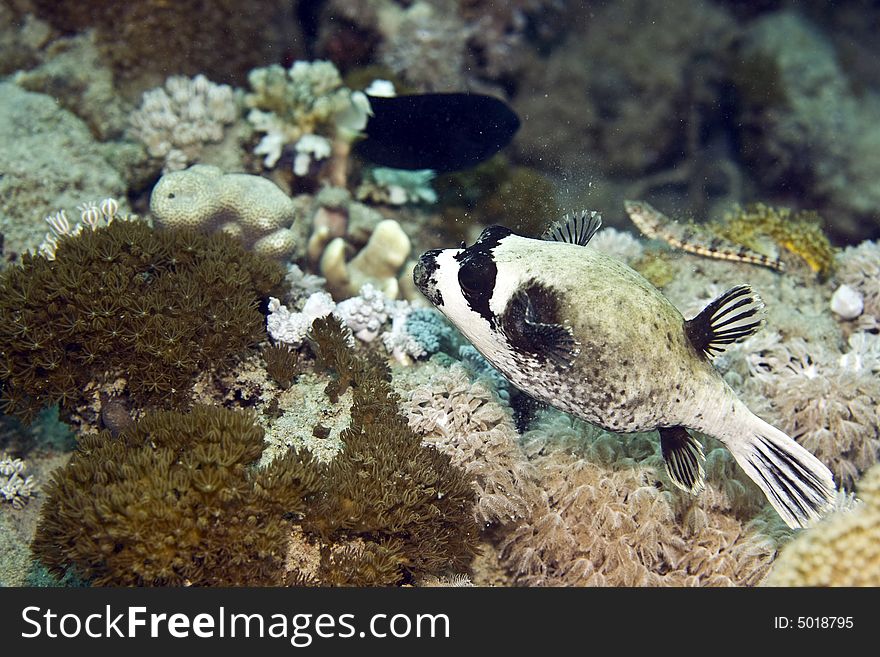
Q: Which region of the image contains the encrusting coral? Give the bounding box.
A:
[763,463,880,586]
[0,215,284,423]
[150,164,298,259]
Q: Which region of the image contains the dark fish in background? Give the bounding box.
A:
[356,93,520,172]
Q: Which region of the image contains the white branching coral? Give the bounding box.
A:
[267,292,336,347]
[130,74,238,173]
[1,452,36,509]
[245,60,370,172]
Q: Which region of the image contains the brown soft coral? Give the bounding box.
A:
[32,406,320,586]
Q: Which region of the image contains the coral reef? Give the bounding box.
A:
[150,165,298,259]
[0,218,283,423]
[30,0,300,93]
[32,406,320,586]
[130,75,239,173]
[499,410,784,586]
[737,332,880,490]
[302,315,480,582]
[764,463,880,586]
[400,361,539,525]
[0,82,129,258]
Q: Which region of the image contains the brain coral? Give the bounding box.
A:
[763,464,880,586]
[0,219,284,422]
[150,165,298,259]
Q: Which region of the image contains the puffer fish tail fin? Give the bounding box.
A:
[722,411,836,529]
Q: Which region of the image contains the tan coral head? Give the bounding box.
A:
[150,164,297,260]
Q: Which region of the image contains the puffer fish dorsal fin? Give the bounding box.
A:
[685,284,766,357]
[542,210,602,247]
[658,426,706,494]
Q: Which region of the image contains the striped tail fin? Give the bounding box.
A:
[720,410,836,529]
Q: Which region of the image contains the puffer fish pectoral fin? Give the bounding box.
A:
[685,284,766,358]
[658,426,706,495]
[542,210,602,247]
[501,282,579,369]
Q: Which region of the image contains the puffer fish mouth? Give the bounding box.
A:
[414,249,444,307]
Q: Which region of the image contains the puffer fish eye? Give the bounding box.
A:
[458,254,493,294]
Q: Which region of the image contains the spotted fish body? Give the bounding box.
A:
[413,212,836,529]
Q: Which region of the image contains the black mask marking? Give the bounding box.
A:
[453,225,511,324]
[500,280,579,368]
[413,250,444,307]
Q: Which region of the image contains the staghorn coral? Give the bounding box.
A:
[499,410,784,586]
[764,463,880,586]
[130,74,239,173]
[32,406,321,586]
[150,165,298,259]
[0,217,284,424]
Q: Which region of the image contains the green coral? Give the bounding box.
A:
[709,203,837,277]
[0,221,284,422]
[32,406,321,586]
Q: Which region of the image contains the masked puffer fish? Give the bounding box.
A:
[412,211,836,529]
